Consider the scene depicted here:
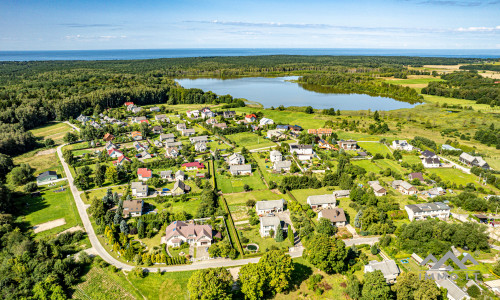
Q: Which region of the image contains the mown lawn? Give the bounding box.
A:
[352,159,383,173]
[402,154,422,165]
[30,122,73,145]
[237,223,292,251]
[428,168,481,186]
[224,190,288,221]
[227,132,275,151]
[16,181,81,234]
[216,172,267,194]
[358,142,392,156]
[129,269,196,300]
[373,159,407,174]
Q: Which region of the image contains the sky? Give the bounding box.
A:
[1,0,499,50]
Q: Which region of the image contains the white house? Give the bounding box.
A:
[307,194,337,209]
[227,153,245,165]
[270,150,282,163]
[392,180,418,195]
[150,106,160,112]
[368,181,387,196]
[181,128,196,136]
[273,160,292,172]
[122,200,143,218]
[160,170,174,181]
[423,157,440,168]
[200,107,215,119]
[391,140,414,151]
[289,144,313,161]
[164,221,213,247]
[259,216,286,237]
[186,110,200,119]
[267,129,285,139]
[364,260,400,284]
[255,199,286,215]
[459,153,490,170]
[259,118,274,126]
[131,182,148,197]
[165,147,179,158]
[229,164,252,176]
[405,202,451,221]
[194,142,207,152]
[189,135,208,144]
[175,170,184,182]
[176,123,187,131]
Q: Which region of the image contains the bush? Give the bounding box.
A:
[24,182,38,193]
[466,285,480,298]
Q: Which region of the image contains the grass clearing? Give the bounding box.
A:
[216,172,267,194]
[358,142,392,156]
[73,267,141,300]
[30,122,73,145]
[129,270,195,300]
[227,132,275,151]
[14,150,63,175]
[352,159,383,173]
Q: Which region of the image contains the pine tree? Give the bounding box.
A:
[120,220,129,235]
[275,227,284,242]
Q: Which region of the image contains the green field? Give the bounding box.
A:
[385,77,444,85]
[16,181,81,235]
[428,168,482,186]
[352,159,383,173]
[237,223,292,251]
[30,122,74,145]
[234,107,329,129]
[216,171,267,194]
[224,190,289,221]
[227,132,275,151]
[358,142,392,156]
[373,159,407,174]
[402,154,422,165]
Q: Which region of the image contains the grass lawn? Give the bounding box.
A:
[16,181,81,235]
[358,142,392,156]
[352,159,383,173]
[13,150,64,175]
[207,140,232,151]
[402,154,422,165]
[165,197,202,218]
[84,185,128,202]
[73,267,142,300]
[224,190,289,221]
[373,159,407,174]
[128,269,195,300]
[30,122,74,145]
[252,152,287,185]
[237,223,292,251]
[216,172,267,194]
[428,168,484,187]
[227,132,275,151]
[235,107,329,130]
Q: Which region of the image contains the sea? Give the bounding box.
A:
[0,48,499,61]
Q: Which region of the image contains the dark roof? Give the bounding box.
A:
[38,171,57,178]
[424,157,440,164]
[421,150,436,158]
[409,172,424,181]
[320,208,347,223]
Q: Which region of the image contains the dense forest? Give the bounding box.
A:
[421,71,500,106]
[460,64,500,72]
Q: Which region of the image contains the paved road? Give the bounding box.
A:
[57,143,303,272]
[344,236,380,247]
[438,156,471,174]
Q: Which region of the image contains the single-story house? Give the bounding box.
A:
[337,139,358,150]
[159,133,175,141]
[195,142,207,152]
[273,160,292,172]
[165,147,179,158]
[307,194,337,209]
[391,140,414,151]
[181,128,196,136]
[318,208,347,227]
[152,125,163,134]
[103,133,114,142]
[189,135,208,144]
[392,180,417,195]
[245,114,257,123]
[332,190,350,198]
[364,260,400,284]
[131,182,148,197]
[175,170,184,182]
[131,131,143,141]
[368,181,387,196]
[107,148,124,158]
[155,114,169,122]
[206,118,218,125]
[171,180,191,195]
[176,123,187,131]
[114,155,131,166]
[149,106,160,112]
[259,117,274,126]
[255,199,286,215]
[229,164,252,176]
[267,129,285,139]
[459,152,490,170]
[132,116,147,124]
[213,123,227,130]
[223,111,236,118]
[435,278,470,300]
[139,151,152,159]
[182,161,205,170]
[408,172,424,182]
[160,170,174,181]
[164,221,213,247]
[123,200,143,218]
[227,153,245,165]
[186,110,200,119]
[37,171,58,184]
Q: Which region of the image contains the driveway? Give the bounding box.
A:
[438,156,471,174]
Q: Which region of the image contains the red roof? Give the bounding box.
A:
[103,133,114,141]
[124,102,134,106]
[139,119,149,124]
[107,149,123,156]
[245,114,257,119]
[137,168,152,178]
[181,162,205,169]
[114,156,131,165]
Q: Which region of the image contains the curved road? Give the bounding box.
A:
[57,144,303,272]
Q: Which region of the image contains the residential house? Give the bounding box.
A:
[137,168,152,181]
[422,187,445,198]
[318,208,347,227]
[318,139,336,150]
[308,129,317,135]
[259,216,287,237]
[133,141,147,152]
[229,164,252,176]
[337,140,358,150]
[126,104,137,111]
[139,151,152,159]
[435,278,470,300]
[267,129,285,139]
[153,140,163,148]
[131,131,143,141]
[189,135,208,144]
[131,107,143,114]
[186,110,200,119]
[159,133,175,141]
[459,153,490,170]
[290,125,303,132]
[213,123,227,130]
[164,221,213,247]
[245,114,257,123]
[255,199,286,215]
[107,148,124,158]
[392,180,417,195]
[176,123,187,131]
[368,181,387,196]
[124,101,134,107]
[227,153,245,165]
[442,144,461,151]
[105,141,118,151]
[276,125,289,131]
[165,141,183,149]
[131,182,148,197]
[36,171,58,184]
[194,142,207,152]
[259,117,274,126]
[421,150,437,159]
[484,279,500,296]
[423,157,440,168]
[269,150,282,163]
[408,172,425,182]
[200,107,215,119]
[273,160,292,172]
[364,260,400,284]
[307,194,337,209]
[149,106,160,112]
[405,202,451,221]
[152,125,163,134]
[332,190,350,198]
[391,140,414,151]
[103,133,114,142]
[171,180,191,195]
[76,115,90,123]
[181,128,196,136]
[160,170,174,181]
[182,161,205,170]
[223,111,236,119]
[289,144,314,161]
[165,147,179,158]
[175,170,184,182]
[114,155,131,166]
[206,118,218,125]
[122,200,143,218]
[155,114,170,123]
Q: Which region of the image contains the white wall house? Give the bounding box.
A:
[270,150,282,163]
[307,194,337,209]
[391,140,414,151]
[405,202,451,221]
[255,199,286,215]
[259,216,287,237]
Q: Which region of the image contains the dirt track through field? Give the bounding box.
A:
[33,218,66,233]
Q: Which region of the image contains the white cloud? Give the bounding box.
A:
[456,25,500,32]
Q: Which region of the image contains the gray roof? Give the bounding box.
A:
[424,157,440,164]
[229,164,252,173]
[165,141,182,147]
[307,194,336,205]
[421,150,436,158]
[189,135,208,143]
[369,182,386,193]
[289,144,313,150]
[131,182,148,193]
[256,199,285,211]
[405,202,451,213]
[227,153,245,163]
[173,180,190,192]
[160,170,172,177]
[274,160,292,169]
[175,170,184,177]
[38,170,57,179]
[260,216,281,227]
[436,278,469,300]
[332,190,350,197]
[270,150,282,157]
[364,260,400,280]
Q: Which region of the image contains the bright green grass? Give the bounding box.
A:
[30,122,73,145]
[234,107,329,129]
[428,168,482,186]
[207,140,232,151]
[358,142,392,155]
[166,197,202,218]
[336,131,384,141]
[224,190,289,221]
[352,159,383,173]
[128,269,196,300]
[237,223,292,251]
[290,186,334,205]
[373,159,406,174]
[16,181,81,234]
[216,172,267,194]
[385,77,444,85]
[227,132,275,151]
[402,154,422,165]
[251,153,286,185]
[423,94,500,113]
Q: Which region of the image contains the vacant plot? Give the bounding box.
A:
[73,267,141,300]
[235,107,329,129]
[429,168,481,187]
[358,142,392,156]
[30,122,73,145]
[352,159,383,173]
[402,154,422,165]
[14,150,63,175]
[224,190,288,221]
[374,159,406,174]
[422,94,500,113]
[17,181,81,235]
[216,172,267,194]
[227,132,275,151]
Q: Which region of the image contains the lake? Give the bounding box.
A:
[176,76,419,111]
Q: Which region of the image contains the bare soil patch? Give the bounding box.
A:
[33,218,66,233]
[35,148,57,156]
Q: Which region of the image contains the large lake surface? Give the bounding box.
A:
[177,76,418,111]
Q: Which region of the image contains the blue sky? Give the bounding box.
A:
[1,0,499,50]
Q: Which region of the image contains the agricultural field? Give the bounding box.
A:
[30,122,74,145]
[16,181,81,235]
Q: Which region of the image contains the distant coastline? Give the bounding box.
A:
[1,48,499,61]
